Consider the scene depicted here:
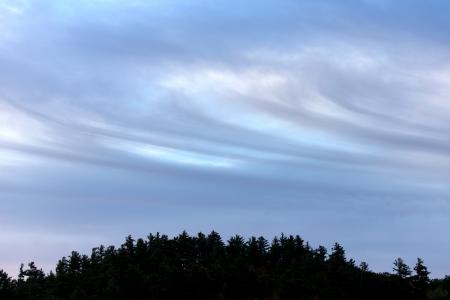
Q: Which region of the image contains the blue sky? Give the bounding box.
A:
[1,0,450,277]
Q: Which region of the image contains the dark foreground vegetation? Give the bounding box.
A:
[0,231,449,300]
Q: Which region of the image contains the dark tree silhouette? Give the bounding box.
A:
[0,232,448,300]
[393,257,412,279]
[0,269,13,299]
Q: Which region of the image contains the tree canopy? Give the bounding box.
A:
[0,231,448,300]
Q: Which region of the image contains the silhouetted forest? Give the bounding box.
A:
[0,231,449,299]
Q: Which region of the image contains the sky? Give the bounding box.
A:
[0,0,450,277]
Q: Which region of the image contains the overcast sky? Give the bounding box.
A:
[1,0,450,277]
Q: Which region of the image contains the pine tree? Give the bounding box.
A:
[413,257,430,298]
[393,258,411,279]
[329,243,346,263]
[0,269,13,298]
[413,258,430,284]
[359,261,369,272]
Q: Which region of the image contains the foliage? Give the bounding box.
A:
[0,231,448,300]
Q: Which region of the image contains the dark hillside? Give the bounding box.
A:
[0,231,448,300]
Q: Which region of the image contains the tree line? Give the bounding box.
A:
[0,231,449,299]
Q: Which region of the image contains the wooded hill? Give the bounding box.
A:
[0,231,449,299]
